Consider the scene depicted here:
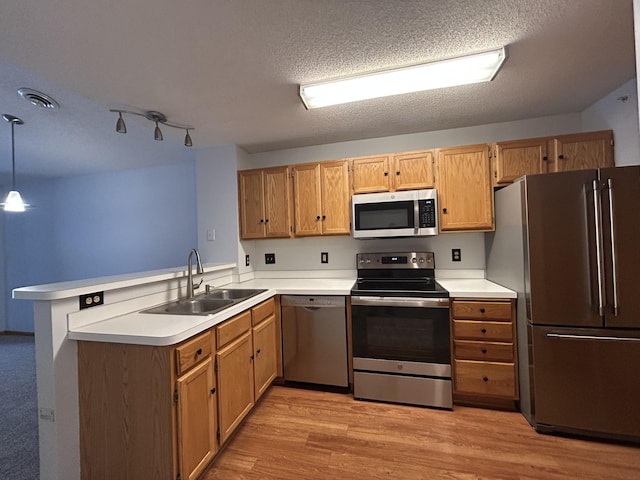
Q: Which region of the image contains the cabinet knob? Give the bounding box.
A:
[481,348,487,354]
[479,308,486,313]
[316,215,321,220]
[384,171,388,176]
[481,328,487,334]
[250,354,254,360]
[210,387,216,395]
[256,348,261,355]
[196,348,202,355]
[482,376,489,382]
[396,171,400,175]
[543,156,548,161]
[259,219,264,223]
[322,215,326,220]
[442,208,447,214]
[559,154,565,160]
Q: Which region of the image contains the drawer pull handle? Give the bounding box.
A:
[210,388,216,395]
[479,308,486,313]
[481,328,487,334]
[196,348,203,355]
[482,376,489,382]
[481,348,487,354]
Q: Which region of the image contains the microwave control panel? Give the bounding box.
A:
[419,199,436,228]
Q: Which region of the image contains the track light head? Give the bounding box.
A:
[116,112,126,133]
[184,129,193,147]
[154,122,163,141]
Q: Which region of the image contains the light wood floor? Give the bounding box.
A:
[202,385,640,480]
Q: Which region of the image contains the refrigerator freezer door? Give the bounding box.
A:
[600,166,640,328]
[524,170,602,327]
[532,325,640,440]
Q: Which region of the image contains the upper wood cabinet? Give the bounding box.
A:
[292,160,351,236]
[351,150,435,194]
[492,137,550,186]
[437,144,494,232]
[551,130,614,173]
[238,166,291,240]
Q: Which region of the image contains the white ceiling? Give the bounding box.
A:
[0,0,635,181]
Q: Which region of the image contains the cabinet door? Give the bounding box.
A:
[177,359,217,480]
[238,170,266,239]
[320,160,351,235]
[493,138,549,185]
[552,130,614,172]
[437,145,493,231]
[292,163,323,236]
[264,166,292,238]
[216,331,255,444]
[393,150,435,190]
[351,155,392,194]
[253,315,277,400]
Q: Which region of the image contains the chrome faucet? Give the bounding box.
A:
[186,248,204,299]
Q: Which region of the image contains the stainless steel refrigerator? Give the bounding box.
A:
[486,166,640,442]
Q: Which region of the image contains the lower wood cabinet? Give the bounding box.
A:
[77,296,280,480]
[451,298,518,408]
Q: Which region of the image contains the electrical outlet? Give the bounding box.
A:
[79,291,104,310]
[206,228,215,241]
[321,252,329,264]
[265,253,276,264]
[452,248,462,262]
[245,254,250,266]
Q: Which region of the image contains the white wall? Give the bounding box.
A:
[582,78,640,165]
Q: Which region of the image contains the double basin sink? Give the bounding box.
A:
[142,288,267,316]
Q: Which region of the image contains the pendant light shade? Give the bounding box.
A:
[2,114,28,213]
[184,129,192,147]
[116,112,127,133]
[154,121,163,141]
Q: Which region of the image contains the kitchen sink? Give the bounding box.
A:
[142,288,267,316]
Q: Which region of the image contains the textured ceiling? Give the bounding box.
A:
[0,0,635,180]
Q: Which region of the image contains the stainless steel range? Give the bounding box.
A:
[351,252,452,409]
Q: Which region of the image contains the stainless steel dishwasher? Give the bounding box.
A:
[281,295,348,387]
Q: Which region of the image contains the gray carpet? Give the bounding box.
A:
[0,335,39,479]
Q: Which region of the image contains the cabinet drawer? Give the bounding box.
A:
[454,360,516,398]
[217,311,252,349]
[454,340,513,362]
[453,320,513,341]
[176,331,213,376]
[251,298,275,326]
[452,301,511,321]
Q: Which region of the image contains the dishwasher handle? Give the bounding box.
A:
[280,295,346,308]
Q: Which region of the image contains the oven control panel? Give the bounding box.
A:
[356,252,435,269]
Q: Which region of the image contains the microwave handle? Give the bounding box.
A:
[413,199,419,234]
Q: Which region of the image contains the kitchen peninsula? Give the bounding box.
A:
[14,263,513,480]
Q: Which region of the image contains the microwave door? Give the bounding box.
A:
[353,200,416,238]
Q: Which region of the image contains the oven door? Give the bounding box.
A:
[351,296,451,368]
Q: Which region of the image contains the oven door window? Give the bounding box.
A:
[354,200,414,230]
[352,305,450,364]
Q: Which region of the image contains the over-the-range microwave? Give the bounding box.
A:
[352,189,438,238]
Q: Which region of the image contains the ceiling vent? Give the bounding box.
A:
[17,88,60,110]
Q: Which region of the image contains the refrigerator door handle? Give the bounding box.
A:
[607,178,619,316]
[592,180,606,316]
[546,333,640,343]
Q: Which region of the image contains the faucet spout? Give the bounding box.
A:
[186,249,204,299]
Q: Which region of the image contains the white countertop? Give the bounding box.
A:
[437,278,516,299]
[68,278,357,346]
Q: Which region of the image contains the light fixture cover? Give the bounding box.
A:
[154,122,163,141]
[299,47,507,109]
[3,190,27,212]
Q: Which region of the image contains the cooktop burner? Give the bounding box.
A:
[351,252,449,299]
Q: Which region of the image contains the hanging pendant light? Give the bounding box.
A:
[184,129,192,147]
[2,114,28,213]
[116,112,127,133]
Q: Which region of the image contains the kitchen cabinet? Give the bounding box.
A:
[238,166,292,239]
[451,299,518,408]
[551,130,614,172]
[77,330,218,480]
[216,297,279,444]
[350,150,435,194]
[492,137,550,186]
[436,144,494,231]
[292,160,350,236]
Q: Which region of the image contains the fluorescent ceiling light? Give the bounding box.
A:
[299,47,507,109]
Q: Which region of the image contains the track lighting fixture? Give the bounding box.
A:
[1,114,28,212]
[109,109,194,147]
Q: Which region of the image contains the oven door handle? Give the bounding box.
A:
[351,296,450,308]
